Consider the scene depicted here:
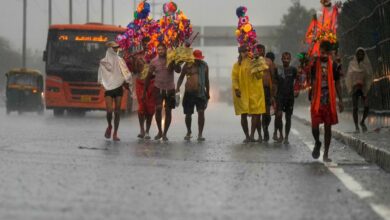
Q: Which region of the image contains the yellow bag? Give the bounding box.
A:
[166,48,176,67]
[251,57,268,80]
[175,46,195,64]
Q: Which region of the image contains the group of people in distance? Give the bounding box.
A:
[232,41,344,162]
[233,38,374,162]
[232,43,302,145]
[98,40,210,143]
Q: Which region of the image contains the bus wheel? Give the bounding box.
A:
[53,109,65,117]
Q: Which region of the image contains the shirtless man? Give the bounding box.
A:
[176,50,210,141]
[274,52,299,144]
[254,45,274,142]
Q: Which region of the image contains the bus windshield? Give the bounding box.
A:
[47,41,107,71]
[46,30,120,73]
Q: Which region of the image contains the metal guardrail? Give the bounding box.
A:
[338,0,390,111]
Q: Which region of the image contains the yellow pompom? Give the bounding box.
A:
[243,24,252,33]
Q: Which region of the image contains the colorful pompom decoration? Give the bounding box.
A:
[235,6,258,53]
[157,1,193,48]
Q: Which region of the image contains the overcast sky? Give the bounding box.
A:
[0,0,333,52]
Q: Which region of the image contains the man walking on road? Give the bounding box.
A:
[257,48,274,142]
[176,50,210,141]
[144,43,181,141]
[274,52,298,144]
[252,44,272,142]
[310,41,344,162]
[232,45,266,143]
[125,38,156,140]
[98,41,132,141]
[346,48,373,133]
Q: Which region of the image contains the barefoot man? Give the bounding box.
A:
[310,41,344,162]
[176,50,210,141]
[144,43,181,141]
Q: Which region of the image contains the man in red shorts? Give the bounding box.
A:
[310,41,344,162]
[125,38,156,139]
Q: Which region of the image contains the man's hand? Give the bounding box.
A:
[235,89,241,98]
[338,100,344,113]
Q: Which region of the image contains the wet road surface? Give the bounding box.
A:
[0,103,389,220]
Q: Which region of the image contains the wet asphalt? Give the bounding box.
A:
[0,103,389,220]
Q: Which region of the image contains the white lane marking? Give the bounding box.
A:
[371,204,390,220]
[291,128,390,220]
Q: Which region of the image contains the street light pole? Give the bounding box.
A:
[48,0,52,26]
[22,0,27,68]
[101,0,104,23]
[112,0,115,24]
[87,0,90,23]
[69,0,73,24]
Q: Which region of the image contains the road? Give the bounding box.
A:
[0,103,389,220]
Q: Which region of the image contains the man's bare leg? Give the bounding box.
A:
[262,113,271,142]
[162,107,172,141]
[250,115,260,142]
[323,124,332,162]
[273,117,278,141]
[275,112,284,143]
[113,96,122,141]
[155,106,163,140]
[361,97,369,132]
[284,113,292,144]
[145,114,153,139]
[198,111,205,141]
[241,114,250,143]
[104,96,114,139]
[185,114,192,140]
[138,112,146,138]
[311,125,322,159]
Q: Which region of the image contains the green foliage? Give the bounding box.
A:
[277,0,315,57]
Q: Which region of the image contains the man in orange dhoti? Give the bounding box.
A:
[310,41,344,162]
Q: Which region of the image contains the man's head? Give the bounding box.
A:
[320,0,332,7]
[356,48,365,62]
[254,44,265,58]
[319,41,332,62]
[265,52,275,63]
[106,41,120,53]
[141,37,151,50]
[157,43,167,57]
[281,52,292,67]
[238,45,249,58]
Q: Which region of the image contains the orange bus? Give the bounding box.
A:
[43,23,134,116]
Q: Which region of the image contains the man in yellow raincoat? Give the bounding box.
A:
[232,45,267,143]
